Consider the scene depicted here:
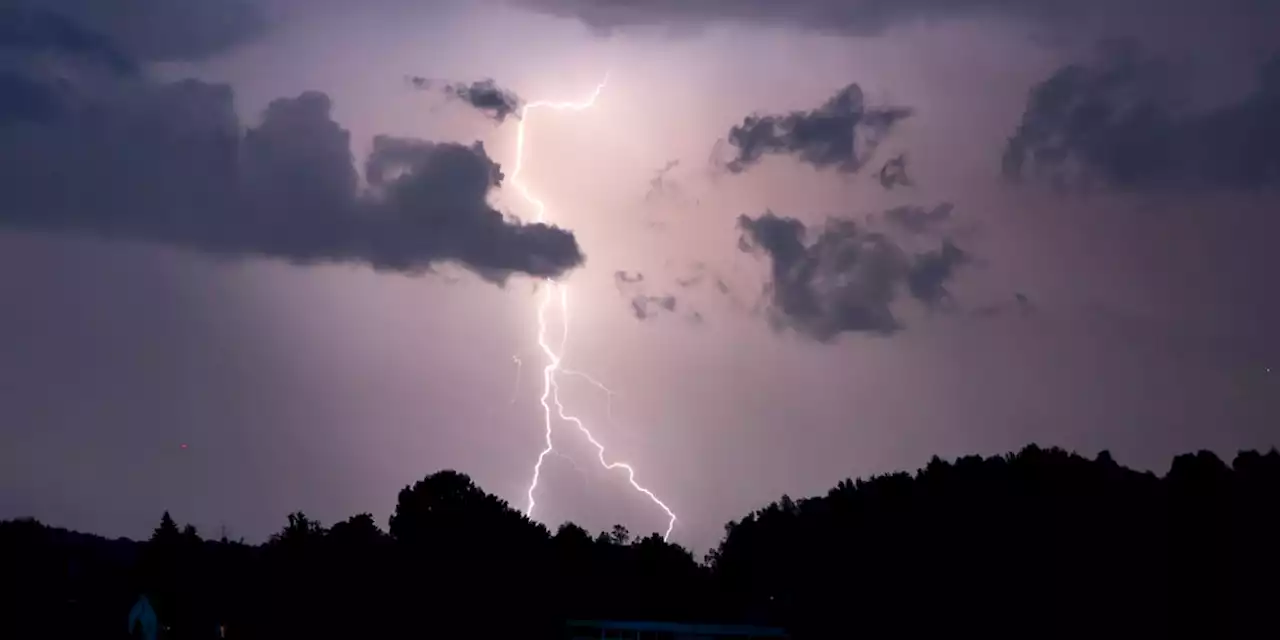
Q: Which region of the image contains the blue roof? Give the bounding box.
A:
[566,619,788,637]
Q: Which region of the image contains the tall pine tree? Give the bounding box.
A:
[150,512,180,544]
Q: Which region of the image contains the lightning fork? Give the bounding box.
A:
[561,368,621,425]
[511,75,678,541]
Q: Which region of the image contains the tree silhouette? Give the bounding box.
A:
[268,512,324,547]
[327,513,381,547]
[606,523,631,545]
[3,446,1280,639]
[151,511,180,543]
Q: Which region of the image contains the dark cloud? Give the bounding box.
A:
[0,5,137,75]
[361,135,583,279]
[736,210,972,341]
[2,0,265,63]
[1004,43,1280,191]
[966,291,1035,319]
[907,240,968,308]
[644,159,681,202]
[615,270,685,320]
[630,294,677,320]
[405,77,523,123]
[674,262,735,296]
[0,73,67,124]
[877,153,913,190]
[0,19,583,283]
[441,79,524,124]
[882,203,954,235]
[615,270,645,285]
[722,84,912,175]
[509,0,1279,45]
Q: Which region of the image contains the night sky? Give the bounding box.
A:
[1,0,1277,553]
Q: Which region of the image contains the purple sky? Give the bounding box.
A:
[1,0,1277,553]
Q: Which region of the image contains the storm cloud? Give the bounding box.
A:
[722,83,912,175]
[614,270,645,286]
[614,270,684,321]
[3,0,265,63]
[0,15,583,282]
[1003,43,1280,191]
[736,210,970,341]
[509,0,1279,46]
[630,294,678,320]
[0,5,138,75]
[878,154,913,190]
[971,292,1035,318]
[907,240,968,308]
[442,79,524,123]
[882,203,955,235]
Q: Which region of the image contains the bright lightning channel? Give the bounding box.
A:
[510,75,678,541]
[561,368,620,425]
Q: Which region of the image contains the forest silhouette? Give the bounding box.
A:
[3,445,1279,639]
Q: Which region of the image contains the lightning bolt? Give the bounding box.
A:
[510,75,678,541]
[561,368,624,429]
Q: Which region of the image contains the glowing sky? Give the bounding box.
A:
[1,0,1277,552]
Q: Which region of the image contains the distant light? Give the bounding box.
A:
[180,444,188,449]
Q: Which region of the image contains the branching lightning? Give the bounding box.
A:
[510,75,678,541]
[561,368,620,425]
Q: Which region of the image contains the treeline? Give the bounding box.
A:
[3,445,1279,639]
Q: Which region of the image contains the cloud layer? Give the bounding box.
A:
[510,0,1279,44]
[737,210,969,341]
[0,10,583,282]
[722,84,911,175]
[1004,44,1280,191]
[3,0,266,63]
[443,79,524,123]
[877,154,912,190]
[408,76,526,124]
